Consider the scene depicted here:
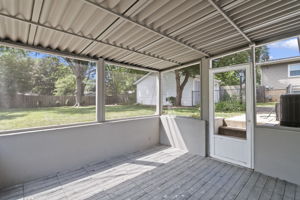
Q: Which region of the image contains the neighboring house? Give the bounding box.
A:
[260,61,300,101]
[261,61,300,90]
[134,72,201,106]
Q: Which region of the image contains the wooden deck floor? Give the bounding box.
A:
[0,146,299,200]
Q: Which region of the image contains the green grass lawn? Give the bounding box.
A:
[0,105,156,131]
[163,106,200,118]
[0,105,244,132]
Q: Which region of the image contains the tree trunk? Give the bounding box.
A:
[239,74,243,104]
[175,70,190,106]
[175,71,182,106]
[74,77,83,107]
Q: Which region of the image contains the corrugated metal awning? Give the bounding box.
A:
[0,0,299,71]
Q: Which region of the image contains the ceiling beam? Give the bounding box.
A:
[27,0,44,45]
[147,50,196,67]
[0,39,159,72]
[198,10,300,49]
[83,0,210,57]
[207,0,252,44]
[115,0,245,61]
[298,36,300,53]
[161,59,201,73]
[80,0,152,55]
[0,13,180,65]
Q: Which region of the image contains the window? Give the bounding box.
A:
[212,50,250,68]
[255,38,300,128]
[104,65,157,120]
[258,37,300,63]
[0,46,96,132]
[256,62,300,127]
[288,64,300,77]
[162,65,201,118]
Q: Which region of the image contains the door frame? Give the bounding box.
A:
[208,64,254,168]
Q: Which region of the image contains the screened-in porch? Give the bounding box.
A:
[0,0,300,199]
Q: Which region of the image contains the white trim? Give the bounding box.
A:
[97,59,105,122]
[105,60,158,72]
[257,56,300,66]
[0,115,160,136]
[161,60,201,73]
[156,72,162,115]
[288,63,300,78]
[210,46,251,60]
[208,63,254,168]
[134,73,152,85]
[255,125,300,132]
[250,45,256,170]
[0,121,98,136]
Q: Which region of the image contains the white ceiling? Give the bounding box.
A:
[0,0,300,71]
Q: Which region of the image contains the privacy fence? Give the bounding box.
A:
[0,93,136,108]
[0,94,96,108]
[191,86,286,106]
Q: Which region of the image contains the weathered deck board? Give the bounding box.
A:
[0,145,299,200]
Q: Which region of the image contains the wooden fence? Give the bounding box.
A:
[0,93,136,108]
[256,86,266,103]
[0,94,95,108]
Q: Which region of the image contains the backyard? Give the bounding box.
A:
[0,104,252,131]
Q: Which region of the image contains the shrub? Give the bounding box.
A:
[215,100,245,112]
[166,96,176,106]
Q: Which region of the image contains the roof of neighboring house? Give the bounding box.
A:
[258,57,300,67]
[134,73,153,85]
[134,72,201,85]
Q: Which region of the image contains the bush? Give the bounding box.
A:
[215,100,245,112]
[166,96,176,106]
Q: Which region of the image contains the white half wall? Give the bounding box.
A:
[255,127,300,185]
[0,117,160,188]
[160,115,206,156]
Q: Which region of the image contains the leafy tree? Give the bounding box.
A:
[174,65,199,106]
[212,47,269,104]
[105,65,146,103]
[0,47,34,107]
[84,79,96,95]
[212,47,269,85]
[63,58,96,107]
[54,74,76,96]
[32,56,69,95]
[173,47,269,106]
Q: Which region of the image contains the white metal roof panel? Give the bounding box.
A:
[0,0,299,71]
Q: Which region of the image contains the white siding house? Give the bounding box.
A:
[135,72,200,106]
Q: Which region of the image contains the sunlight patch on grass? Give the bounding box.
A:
[0,105,245,132]
[0,105,157,131]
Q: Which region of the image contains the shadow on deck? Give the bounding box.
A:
[0,145,299,200]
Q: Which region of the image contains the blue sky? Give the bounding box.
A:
[267,37,300,60]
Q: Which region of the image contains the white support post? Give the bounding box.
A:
[250,45,256,168]
[298,36,300,53]
[96,58,105,122]
[156,72,162,115]
[200,58,210,157]
[201,58,210,122]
